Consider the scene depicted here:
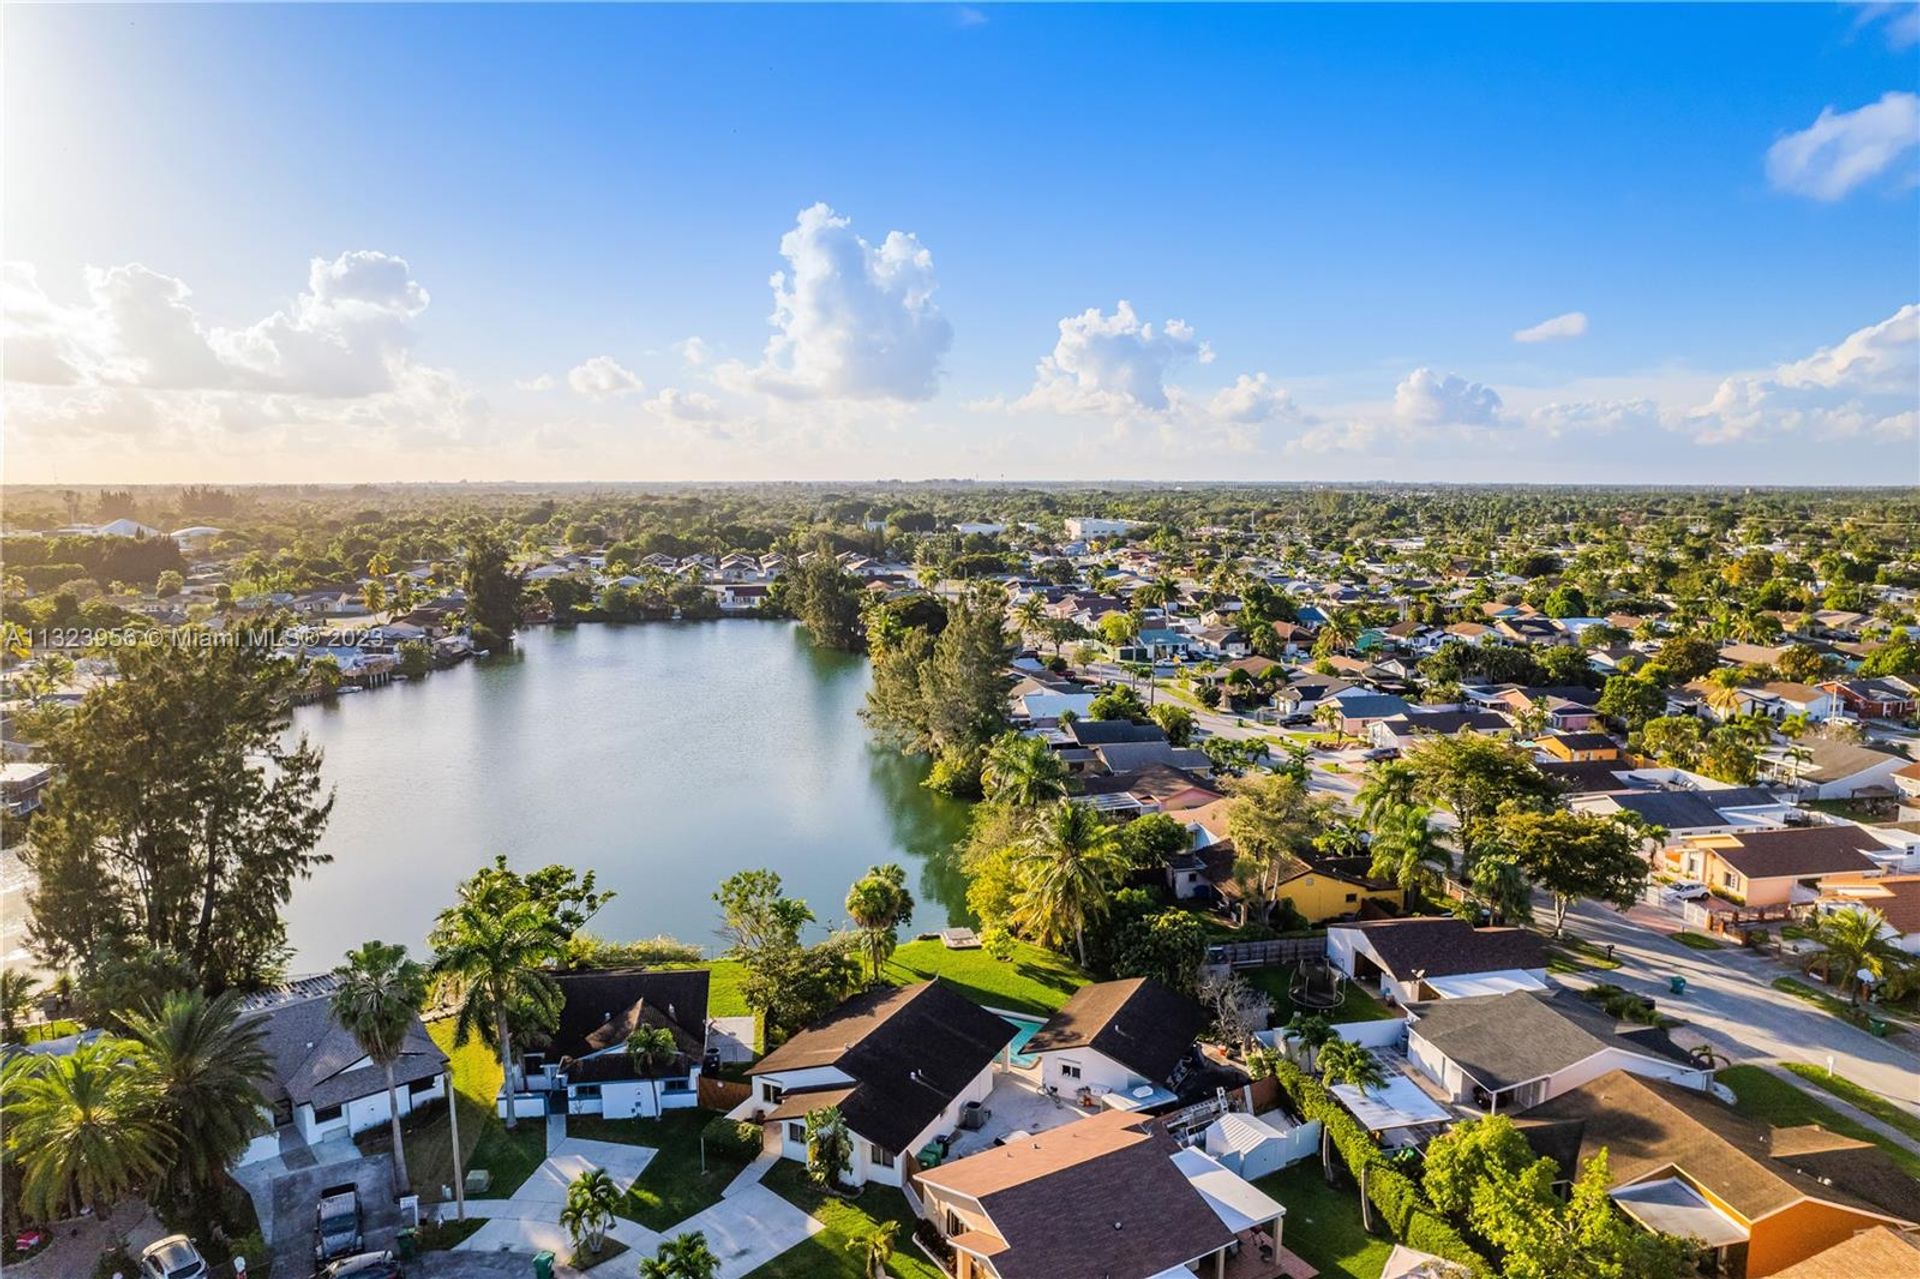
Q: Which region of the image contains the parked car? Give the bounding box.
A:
[1361,746,1400,761]
[314,1183,364,1262]
[1665,880,1709,901]
[1277,712,1314,727]
[321,1251,403,1279]
[138,1237,209,1279]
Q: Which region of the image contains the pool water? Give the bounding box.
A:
[1003,1014,1046,1068]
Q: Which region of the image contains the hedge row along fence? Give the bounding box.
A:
[1269,1058,1490,1276]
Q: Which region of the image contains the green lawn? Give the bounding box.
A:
[881,938,1089,1016]
[1716,1066,1920,1178]
[1253,1164,1392,1279]
[1545,934,1624,973]
[749,1162,943,1279]
[1770,976,1856,1019]
[1780,1063,1920,1145]
[568,1110,756,1230]
[1673,931,1724,951]
[357,1020,547,1203]
[1246,965,1393,1024]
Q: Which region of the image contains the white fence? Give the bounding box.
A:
[1331,1017,1408,1050]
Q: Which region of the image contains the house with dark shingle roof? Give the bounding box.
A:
[1022,978,1207,1107]
[233,974,450,1166]
[1520,1070,1920,1277]
[1671,824,1887,907]
[518,969,709,1120]
[1328,917,1550,1005]
[737,982,1015,1188]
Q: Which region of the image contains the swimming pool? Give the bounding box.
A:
[1002,1014,1046,1068]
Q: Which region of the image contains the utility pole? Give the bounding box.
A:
[446,1073,467,1221]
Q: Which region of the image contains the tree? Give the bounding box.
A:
[1422,1114,1538,1219]
[1150,702,1196,746]
[1196,968,1271,1054]
[1637,715,1705,770]
[155,569,184,598]
[0,1038,170,1220]
[1469,854,1533,925]
[1488,809,1648,936]
[1224,773,1330,923]
[981,731,1068,808]
[1541,585,1589,619]
[1404,734,1556,858]
[1316,1038,1386,1094]
[332,941,428,1195]
[714,869,815,954]
[430,892,565,1129]
[844,864,914,982]
[1110,910,1208,993]
[1801,906,1908,1003]
[1012,802,1128,965]
[122,990,270,1224]
[1355,760,1418,829]
[22,627,334,991]
[453,857,614,942]
[863,585,1012,789]
[739,935,862,1042]
[803,1106,853,1190]
[788,557,866,652]
[1654,631,1720,683]
[626,1025,682,1117]
[1366,804,1450,899]
[1775,643,1831,684]
[561,1166,621,1256]
[640,1231,721,1279]
[462,527,525,652]
[847,1221,899,1279]
[1118,812,1189,871]
[0,968,40,1042]
[1088,683,1149,723]
[1597,674,1664,730]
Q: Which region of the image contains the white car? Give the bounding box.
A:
[1665,880,1709,901]
[139,1236,209,1279]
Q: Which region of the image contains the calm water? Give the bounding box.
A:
[284,621,973,967]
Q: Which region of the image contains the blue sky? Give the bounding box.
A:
[5,2,1917,484]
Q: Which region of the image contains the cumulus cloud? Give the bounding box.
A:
[1513,311,1589,343]
[727,203,951,401]
[1683,303,1918,443]
[675,336,712,367]
[514,373,556,392]
[1528,397,1660,436]
[566,355,642,399]
[644,387,724,422]
[1206,372,1304,425]
[1011,300,1213,415]
[1393,368,1507,427]
[1766,91,1920,200]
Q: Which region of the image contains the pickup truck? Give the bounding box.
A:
[314,1184,364,1263]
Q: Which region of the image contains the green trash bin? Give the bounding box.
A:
[533,1250,556,1279]
[1867,1017,1889,1038]
[396,1227,417,1260]
[1669,975,1687,995]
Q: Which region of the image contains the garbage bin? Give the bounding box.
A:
[396,1228,417,1260]
[1668,975,1687,995]
[1867,1017,1889,1038]
[533,1250,556,1279]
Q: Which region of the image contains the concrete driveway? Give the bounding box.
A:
[629,1184,821,1279]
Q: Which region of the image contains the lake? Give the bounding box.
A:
[283,621,974,967]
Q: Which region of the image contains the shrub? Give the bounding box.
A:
[702,1114,762,1160]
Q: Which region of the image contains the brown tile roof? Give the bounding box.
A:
[1769,1226,1920,1279]
[1026,978,1207,1086]
[1712,826,1884,881]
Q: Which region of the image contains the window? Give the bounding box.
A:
[662,1078,691,1094]
[869,1142,896,1169]
[764,1082,785,1104]
[572,1084,601,1100]
[1059,1060,1082,1080]
[1345,892,1358,903]
[312,1103,343,1125]
[409,1076,438,1098]
[788,1122,806,1145]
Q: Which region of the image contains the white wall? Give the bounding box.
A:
[765,1063,995,1188]
[1036,1047,1139,1099]
[1331,1018,1408,1050]
[1538,1048,1709,1101]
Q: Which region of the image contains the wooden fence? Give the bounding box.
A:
[699,1076,752,1112]
[1205,936,1329,969]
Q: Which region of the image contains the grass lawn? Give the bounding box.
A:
[1253,1164,1392,1279]
[1247,965,1393,1024]
[1673,931,1724,951]
[568,1110,756,1230]
[881,938,1088,1016]
[1717,1066,1920,1179]
[750,1161,943,1279]
[1545,934,1624,973]
[1771,976,1856,1019]
[418,1217,489,1251]
[1780,1063,1920,1145]
[357,1020,547,1204]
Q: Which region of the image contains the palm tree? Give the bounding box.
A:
[431,895,565,1129]
[1802,907,1908,1004]
[560,1166,620,1256]
[1317,1038,1387,1095]
[640,1231,721,1279]
[627,1025,681,1117]
[847,1221,899,1279]
[802,1106,853,1191]
[1313,700,1343,741]
[1355,760,1418,830]
[333,941,429,1193]
[1468,854,1533,926]
[982,731,1069,808]
[1367,804,1450,900]
[1703,669,1746,720]
[1013,595,1046,640]
[845,864,914,982]
[122,990,271,1215]
[0,968,40,1042]
[0,1038,171,1220]
[1012,801,1127,966]
[1285,1013,1335,1070]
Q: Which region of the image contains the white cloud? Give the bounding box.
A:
[1512,311,1589,343]
[1013,300,1213,415]
[1206,372,1302,424]
[1527,397,1660,436]
[1854,4,1920,51]
[1766,91,1920,200]
[514,373,556,392]
[566,355,642,399]
[675,336,712,367]
[1683,304,1918,443]
[729,203,952,401]
[957,6,990,28]
[1393,368,1507,427]
[644,387,724,422]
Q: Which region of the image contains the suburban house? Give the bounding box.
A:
[1080,764,1224,818]
[1818,677,1918,721]
[1769,1226,1920,1279]
[1022,978,1207,1110]
[1366,708,1510,752]
[518,969,709,1119]
[737,982,1015,1188]
[1811,874,1920,954]
[1520,1071,1920,1277]
[1574,786,1790,840]
[1406,990,1710,1114]
[235,975,450,1165]
[1327,917,1549,1006]
[913,1109,1287,1279]
[0,761,54,817]
[1181,837,1402,923]
[1536,731,1625,763]
[1664,825,1887,907]
[1759,739,1912,800]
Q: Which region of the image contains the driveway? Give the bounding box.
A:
[453,1135,660,1262]
[632,1184,820,1279]
[1552,898,1920,1118]
[227,1136,403,1277]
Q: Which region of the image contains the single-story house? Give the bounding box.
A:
[1574,786,1789,840]
[1760,739,1911,799]
[1536,731,1624,763]
[914,1109,1285,1279]
[1327,917,1549,1006]
[1810,874,1920,955]
[1407,991,1710,1114]
[1520,1070,1920,1277]
[522,969,709,1119]
[1818,678,1917,721]
[1367,708,1510,752]
[1767,1226,1920,1279]
[1022,978,1207,1109]
[737,982,1014,1188]
[1668,825,1887,907]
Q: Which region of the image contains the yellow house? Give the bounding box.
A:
[1537,730,1625,763]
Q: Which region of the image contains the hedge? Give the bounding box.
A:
[1269,1059,1490,1275]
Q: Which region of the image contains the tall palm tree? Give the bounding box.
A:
[982,731,1068,808]
[0,968,40,1042]
[626,1025,681,1117]
[0,1038,170,1220]
[1469,854,1533,926]
[1355,760,1418,830]
[1368,804,1450,899]
[845,863,914,982]
[1317,1038,1387,1095]
[1702,669,1746,720]
[333,941,429,1193]
[1285,1013,1335,1071]
[431,895,565,1129]
[1802,907,1908,1004]
[122,990,271,1215]
[560,1166,621,1255]
[1013,595,1046,640]
[847,1222,899,1279]
[639,1231,720,1279]
[1012,801,1127,966]
[802,1106,853,1190]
